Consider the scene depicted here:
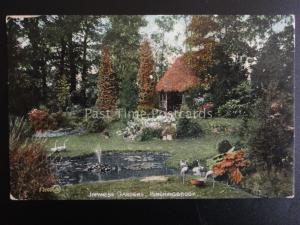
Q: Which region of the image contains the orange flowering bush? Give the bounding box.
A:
[212,149,249,184]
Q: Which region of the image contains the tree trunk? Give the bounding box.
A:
[41,60,48,103]
[59,39,66,79]
[68,36,77,93]
[80,32,88,106]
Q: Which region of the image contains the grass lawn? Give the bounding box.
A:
[46,118,242,168]
[55,175,254,199]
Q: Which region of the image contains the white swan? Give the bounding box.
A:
[56,139,69,152]
[50,140,58,152]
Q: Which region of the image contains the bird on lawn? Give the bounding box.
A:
[192,160,205,176]
[204,170,215,188]
[56,139,69,152]
[179,160,188,168]
[50,140,58,152]
[180,165,189,184]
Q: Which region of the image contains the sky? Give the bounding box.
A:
[140,15,187,64]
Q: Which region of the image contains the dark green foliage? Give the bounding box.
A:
[50,112,75,129]
[248,116,293,171]
[251,25,294,93]
[218,81,255,118]
[83,116,107,133]
[246,27,294,172]
[103,16,147,111]
[209,45,248,108]
[138,128,162,142]
[119,72,138,111]
[217,139,232,154]
[7,16,105,115]
[217,99,251,118]
[176,117,203,138]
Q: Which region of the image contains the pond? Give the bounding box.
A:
[51,151,177,185]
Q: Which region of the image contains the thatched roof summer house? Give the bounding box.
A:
[156,56,199,111]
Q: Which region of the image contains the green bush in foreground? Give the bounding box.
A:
[217,139,232,154]
[138,128,162,141]
[176,117,203,138]
[83,116,107,133]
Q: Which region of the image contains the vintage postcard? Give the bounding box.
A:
[8,15,294,200]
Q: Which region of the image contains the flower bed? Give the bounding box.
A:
[120,113,176,141]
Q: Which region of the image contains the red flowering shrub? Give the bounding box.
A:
[28,109,67,131]
[212,149,249,184]
[28,109,50,132]
[200,102,214,111]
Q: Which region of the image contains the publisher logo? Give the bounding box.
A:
[39,185,61,194]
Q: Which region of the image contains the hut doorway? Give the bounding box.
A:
[160,92,182,111]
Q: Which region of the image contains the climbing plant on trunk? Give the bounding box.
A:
[97,46,117,111]
[137,39,156,112]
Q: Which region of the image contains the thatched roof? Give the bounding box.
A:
[156,57,199,92]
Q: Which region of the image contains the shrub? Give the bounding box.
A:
[200,102,214,111]
[212,149,249,184]
[83,116,107,133]
[241,168,293,197]
[9,119,57,200]
[50,111,76,129]
[28,109,77,132]
[10,139,57,200]
[248,116,293,171]
[217,139,232,154]
[176,117,203,138]
[28,109,54,132]
[38,104,49,112]
[217,99,251,118]
[68,105,86,117]
[9,117,33,146]
[121,113,176,140]
[138,128,162,141]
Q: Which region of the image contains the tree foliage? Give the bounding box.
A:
[151,16,180,79]
[246,26,294,172]
[183,16,218,80]
[137,39,156,111]
[103,16,147,111]
[97,46,117,111]
[56,74,70,110]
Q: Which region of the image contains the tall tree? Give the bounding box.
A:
[97,47,117,111]
[21,16,50,105]
[183,16,218,80]
[103,16,147,111]
[183,15,249,108]
[137,39,156,111]
[7,18,35,115]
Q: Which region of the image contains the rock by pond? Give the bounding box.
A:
[51,151,176,185]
